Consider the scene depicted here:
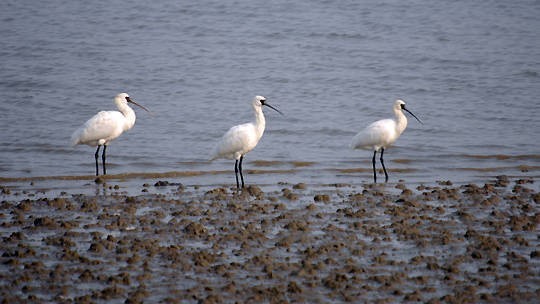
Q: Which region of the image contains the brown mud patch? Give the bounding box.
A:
[250,160,316,168]
[0,171,210,183]
[461,154,540,161]
[0,168,301,184]
[392,158,414,164]
[291,161,316,167]
[452,166,540,172]
[337,167,416,174]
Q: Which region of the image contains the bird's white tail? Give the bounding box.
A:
[70,129,81,147]
[208,146,219,161]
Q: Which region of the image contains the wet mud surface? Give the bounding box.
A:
[1,176,539,303]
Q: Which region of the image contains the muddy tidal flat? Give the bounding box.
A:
[1,176,539,303]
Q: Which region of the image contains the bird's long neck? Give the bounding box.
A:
[253,105,266,138]
[394,108,408,135]
[118,103,136,131]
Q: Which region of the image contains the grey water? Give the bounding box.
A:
[1,0,539,187]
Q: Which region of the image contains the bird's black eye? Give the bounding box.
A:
[125,96,131,102]
[400,104,405,109]
[261,99,266,105]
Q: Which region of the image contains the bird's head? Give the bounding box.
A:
[115,93,150,113]
[394,99,407,111]
[253,95,283,115]
[115,93,131,105]
[252,95,267,107]
[395,99,422,124]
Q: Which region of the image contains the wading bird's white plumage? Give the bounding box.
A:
[71,93,149,176]
[211,95,282,189]
[351,99,422,183]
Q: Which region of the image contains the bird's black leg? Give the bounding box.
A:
[380,148,388,182]
[239,155,245,188]
[372,150,377,183]
[94,145,101,176]
[102,145,107,175]
[235,159,240,189]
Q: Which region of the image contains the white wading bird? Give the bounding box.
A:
[351,99,422,183]
[71,93,149,176]
[210,95,282,189]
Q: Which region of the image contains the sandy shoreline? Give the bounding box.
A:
[1,175,539,303]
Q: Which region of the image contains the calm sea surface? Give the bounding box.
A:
[1,0,539,187]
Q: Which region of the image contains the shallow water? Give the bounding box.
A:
[1,0,539,186]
